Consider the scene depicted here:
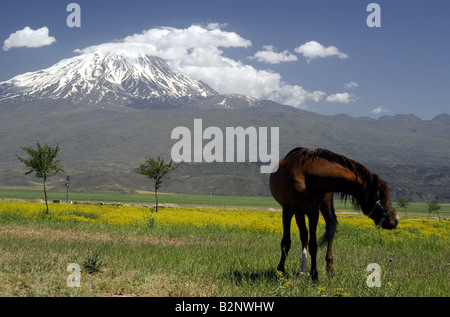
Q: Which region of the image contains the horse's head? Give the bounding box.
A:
[365,175,398,229]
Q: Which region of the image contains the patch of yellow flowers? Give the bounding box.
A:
[0,202,447,242]
[339,214,448,241]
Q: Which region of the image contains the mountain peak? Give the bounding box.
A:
[0,51,217,107]
[431,113,450,125]
[379,113,422,123]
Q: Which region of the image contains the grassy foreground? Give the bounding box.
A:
[0,201,448,297]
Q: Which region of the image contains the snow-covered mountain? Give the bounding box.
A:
[0,50,217,107]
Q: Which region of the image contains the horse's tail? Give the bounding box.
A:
[320,194,338,246]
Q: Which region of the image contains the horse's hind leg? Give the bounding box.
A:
[307,210,319,282]
[294,212,308,276]
[320,193,337,274]
[277,208,293,273]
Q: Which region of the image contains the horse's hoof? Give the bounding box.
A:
[277,267,285,274]
[310,270,319,282]
[326,264,335,276]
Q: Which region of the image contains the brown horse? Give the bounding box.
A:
[270,147,398,281]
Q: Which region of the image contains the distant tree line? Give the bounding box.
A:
[15,141,442,220]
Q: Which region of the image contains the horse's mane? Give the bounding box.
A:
[286,147,391,210]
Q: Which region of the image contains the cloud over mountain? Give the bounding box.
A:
[326,92,355,104]
[74,24,329,109]
[371,106,390,114]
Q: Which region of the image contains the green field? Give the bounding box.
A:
[1,186,450,217]
[0,195,448,297]
[0,186,279,208]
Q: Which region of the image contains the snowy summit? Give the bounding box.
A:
[0,50,217,107]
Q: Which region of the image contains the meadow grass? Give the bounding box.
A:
[0,201,448,297]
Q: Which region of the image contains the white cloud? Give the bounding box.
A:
[344,81,358,89]
[371,106,390,114]
[125,24,252,52]
[249,45,298,64]
[205,22,229,30]
[3,26,56,51]
[75,24,327,108]
[326,92,355,103]
[294,41,348,62]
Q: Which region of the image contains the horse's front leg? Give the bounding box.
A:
[277,208,293,273]
[294,212,308,276]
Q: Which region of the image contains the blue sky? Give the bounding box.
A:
[1,0,449,119]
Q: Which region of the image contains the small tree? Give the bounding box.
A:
[426,200,441,221]
[136,156,177,212]
[397,196,410,218]
[16,141,64,214]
